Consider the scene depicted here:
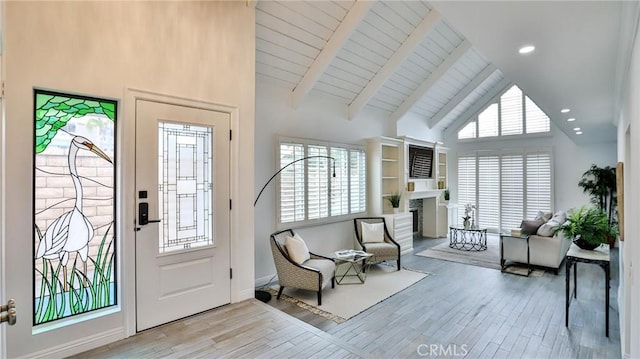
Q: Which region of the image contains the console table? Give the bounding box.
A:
[565,243,610,337]
[449,226,487,251]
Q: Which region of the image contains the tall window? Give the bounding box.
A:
[33,90,117,325]
[458,85,551,139]
[278,138,366,226]
[457,150,552,232]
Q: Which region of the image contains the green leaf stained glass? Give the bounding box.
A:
[35,93,116,153]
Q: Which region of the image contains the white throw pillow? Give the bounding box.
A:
[550,210,567,224]
[285,233,310,264]
[361,222,384,243]
[535,210,553,222]
[537,220,560,237]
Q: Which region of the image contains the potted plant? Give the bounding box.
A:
[443,188,450,203]
[554,206,618,250]
[578,164,617,246]
[387,192,402,213]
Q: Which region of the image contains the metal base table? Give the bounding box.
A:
[449,226,487,251]
[565,243,610,337]
[500,233,531,276]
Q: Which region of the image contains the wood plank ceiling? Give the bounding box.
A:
[256,0,506,132]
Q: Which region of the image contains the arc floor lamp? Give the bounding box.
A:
[254,155,336,302]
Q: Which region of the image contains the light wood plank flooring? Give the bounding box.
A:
[75,236,620,358]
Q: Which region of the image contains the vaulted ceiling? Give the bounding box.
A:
[255,1,623,144]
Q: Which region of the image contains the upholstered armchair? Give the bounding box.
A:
[270,229,335,305]
[353,217,401,271]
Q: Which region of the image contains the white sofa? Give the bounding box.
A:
[502,231,571,274]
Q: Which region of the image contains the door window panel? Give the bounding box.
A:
[158,122,213,253]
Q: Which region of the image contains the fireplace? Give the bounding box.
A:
[409,199,423,236]
[410,209,419,234]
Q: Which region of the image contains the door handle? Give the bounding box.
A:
[1,299,17,325]
[136,202,161,231]
[138,202,162,226]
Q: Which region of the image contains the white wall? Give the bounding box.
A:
[617,3,640,357]
[444,120,617,215]
[397,112,444,143]
[254,80,442,284]
[3,2,254,357]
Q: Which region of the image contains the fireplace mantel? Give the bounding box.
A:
[408,189,442,200]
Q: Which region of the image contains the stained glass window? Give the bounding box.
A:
[158,122,214,253]
[33,89,117,325]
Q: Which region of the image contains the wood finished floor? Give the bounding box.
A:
[75,236,621,358]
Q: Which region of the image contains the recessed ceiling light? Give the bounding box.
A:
[573,127,581,131]
[567,118,576,122]
[519,45,535,54]
[561,108,570,113]
[576,131,583,135]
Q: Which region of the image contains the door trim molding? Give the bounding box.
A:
[123,88,239,337]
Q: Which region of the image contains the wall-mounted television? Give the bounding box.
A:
[408,145,434,179]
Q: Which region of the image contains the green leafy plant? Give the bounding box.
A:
[443,188,450,201]
[387,192,402,208]
[578,164,617,226]
[554,206,618,247]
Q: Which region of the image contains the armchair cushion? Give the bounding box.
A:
[303,259,335,288]
[362,242,397,257]
[285,233,310,264]
[361,222,384,243]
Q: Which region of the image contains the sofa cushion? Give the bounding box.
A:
[535,211,553,222]
[537,220,561,237]
[520,218,545,235]
[285,233,310,264]
[550,210,567,224]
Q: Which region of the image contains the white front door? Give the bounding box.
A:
[135,100,231,331]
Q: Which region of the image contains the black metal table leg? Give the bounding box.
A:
[565,259,571,327]
[605,263,610,337]
[573,261,577,298]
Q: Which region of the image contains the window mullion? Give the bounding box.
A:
[498,100,502,136]
[522,92,526,134]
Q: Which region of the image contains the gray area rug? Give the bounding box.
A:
[270,264,431,323]
[415,235,544,277]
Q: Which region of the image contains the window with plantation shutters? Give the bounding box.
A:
[525,97,551,134]
[501,155,524,231]
[458,85,551,140]
[458,121,476,139]
[458,150,552,232]
[478,156,500,230]
[278,138,366,226]
[457,155,476,226]
[525,153,552,219]
[478,103,499,138]
[500,86,523,136]
[350,149,367,213]
[279,143,305,223]
[331,147,349,216]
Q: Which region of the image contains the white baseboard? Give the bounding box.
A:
[255,273,278,288]
[21,327,125,359]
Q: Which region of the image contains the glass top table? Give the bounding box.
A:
[449,226,488,251]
